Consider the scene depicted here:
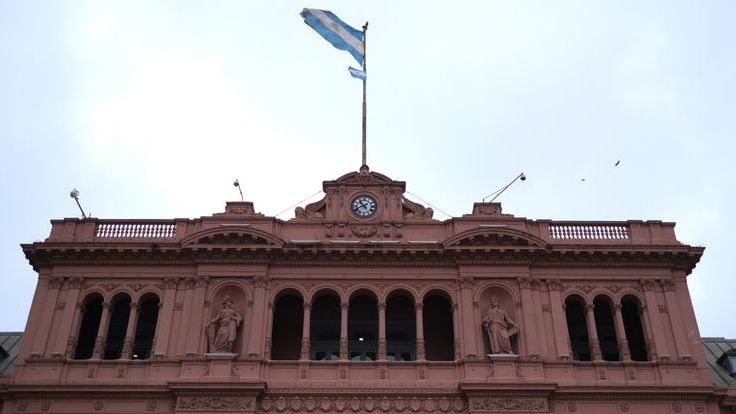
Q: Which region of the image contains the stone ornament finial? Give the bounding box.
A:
[482,296,518,355]
[206,295,243,354]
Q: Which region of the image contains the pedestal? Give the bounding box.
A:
[487,353,519,378]
[205,353,237,378]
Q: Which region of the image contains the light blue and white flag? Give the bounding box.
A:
[300,8,364,65]
[348,66,366,80]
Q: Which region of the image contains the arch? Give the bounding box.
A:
[474,281,519,304]
[132,293,160,359]
[271,291,304,360]
[346,286,380,303]
[348,291,378,361]
[593,294,619,361]
[386,291,416,361]
[383,286,419,305]
[181,226,285,248]
[442,227,547,249]
[422,290,454,361]
[564,294,590,361]
[103,293,132,360]
[310,289,341,360]
[74,293,104,360]
[621,294,648,361]
[272,286,309,305]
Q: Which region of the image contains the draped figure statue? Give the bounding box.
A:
[482,296,518,354]
[207,295,243,353]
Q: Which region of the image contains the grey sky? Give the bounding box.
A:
[1,1,734,337]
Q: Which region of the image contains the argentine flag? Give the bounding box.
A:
[300,8,364,65]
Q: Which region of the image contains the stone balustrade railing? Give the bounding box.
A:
[42,217,680,246]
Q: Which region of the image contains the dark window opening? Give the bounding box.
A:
[621,296,648,361]
[594,297,619,361]
[310,292,341,360]
[386,293,416,361]
[348,293,377,361]
[271,293,304,360]
[104,294,131,360]
[565,296,590,361]
[132,294,160,360]
[74,294,104,359]
[423,293,454,361]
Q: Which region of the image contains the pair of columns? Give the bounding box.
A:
[582,303,647,361]
[298,302,427,361]
[89,301,143,359]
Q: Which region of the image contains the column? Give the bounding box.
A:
[415,303,425,360]
[640,279,670,359]
[122,302,139,358]
[639,305,657,361]
[340,302,349,360]
[262,301,274,359]
[517,278,539,356]
[378,302,386,360]
[31,278,62,357]
[246,276,268,357]
[301,303,311,360]
[65,302,84,358]
[184,277,208,356]
[612,304,630,361]
[52,278,83,357]
[546,280,570,359]
[92,302,112,359]
[176,278,195,357]
[661,279,691,359]
[452,302,461,360]
[153,277,178,358]
[458,278,478,359]
[584,304,602,361]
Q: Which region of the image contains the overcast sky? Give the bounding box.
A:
[1,1,734,338]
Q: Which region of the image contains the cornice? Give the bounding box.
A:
[23,242,703,273]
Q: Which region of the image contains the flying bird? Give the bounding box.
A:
[614,160,620,166]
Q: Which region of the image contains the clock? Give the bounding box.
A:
[351,194,378,218]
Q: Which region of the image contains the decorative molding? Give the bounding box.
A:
[259,395,465,413]
[176,396,253,411]
[469,397,547,412]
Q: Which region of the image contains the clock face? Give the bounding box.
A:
[351,195,378,218]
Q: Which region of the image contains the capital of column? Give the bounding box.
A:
[341,303,349,311]
[303,303,312,311]
[415,303,423,312]
[378,302,386,312]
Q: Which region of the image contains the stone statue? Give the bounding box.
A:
[206,295,243,353]
[482,296,518,354]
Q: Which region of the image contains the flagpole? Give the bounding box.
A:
[361,22,368,168]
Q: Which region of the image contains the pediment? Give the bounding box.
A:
[443,227,547,249]
[181,226,284,248]
[325,166,406,192]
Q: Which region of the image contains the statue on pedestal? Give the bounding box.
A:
[482,296,518,355]
[207,295,242,353]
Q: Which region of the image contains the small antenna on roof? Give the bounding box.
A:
[233,179,244,201]
[482,172,526,203]
[69,188,88,219]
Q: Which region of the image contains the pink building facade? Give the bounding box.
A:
[2,167,735,413]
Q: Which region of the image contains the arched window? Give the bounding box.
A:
[386,291,416,361]
[621,295,648,361]
[423,291,454,361]
[348,292,378,361]
[104,293,132,360]
[310,290,341,360]
[593,295,619,361]
[132,293,160,360]
[271,292,304,360]
[565,295,590,361]
[74,293,104,359]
